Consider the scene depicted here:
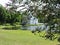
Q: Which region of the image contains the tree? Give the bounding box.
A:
[6,0,60,40]
[0,5,21,24]
[27,0,60,38]
[0,5,8,24]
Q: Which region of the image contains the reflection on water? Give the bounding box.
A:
[21,24,48,31]
[2,24,49,31]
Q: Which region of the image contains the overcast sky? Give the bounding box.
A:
[0,0,10,7]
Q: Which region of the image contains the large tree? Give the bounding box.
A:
[6,0,60,40]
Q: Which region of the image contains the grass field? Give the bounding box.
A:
[0,29,59,45]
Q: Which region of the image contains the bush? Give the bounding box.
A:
[58,37,60,42]
[45,33,54,40]
[5,23,11,26]
[3,26,13,30]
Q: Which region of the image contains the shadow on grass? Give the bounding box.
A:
[2,26,28,30]
[2,26,21,30]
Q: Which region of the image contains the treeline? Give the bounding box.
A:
[0,6,21,25]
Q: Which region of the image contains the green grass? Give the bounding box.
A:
[0,30,59,45]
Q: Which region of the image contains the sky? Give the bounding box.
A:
[0,0,10,7]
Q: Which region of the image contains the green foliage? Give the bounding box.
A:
[0,5,7,23]
[0,6,22,24]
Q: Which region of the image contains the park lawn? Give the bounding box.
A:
[0,30,59,45]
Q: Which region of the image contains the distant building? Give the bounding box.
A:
[27,11,38,24]
[29,15,38,24]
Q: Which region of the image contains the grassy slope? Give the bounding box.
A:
[0,30,58,45]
